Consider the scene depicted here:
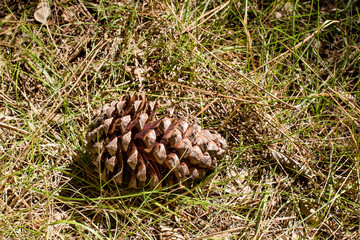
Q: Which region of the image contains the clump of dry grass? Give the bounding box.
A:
[1,0,359,239]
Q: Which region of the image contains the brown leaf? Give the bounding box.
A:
[34,1,50,25]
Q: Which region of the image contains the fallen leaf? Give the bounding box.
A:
[299,200,321,226]
[34,1,50,24]
[275,12,283,19]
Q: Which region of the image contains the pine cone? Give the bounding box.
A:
[85,92,227,189]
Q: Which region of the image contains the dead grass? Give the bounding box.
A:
[1,0,359,239]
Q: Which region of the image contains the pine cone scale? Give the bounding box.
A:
[153,143,166,164]
[120,115,131,133]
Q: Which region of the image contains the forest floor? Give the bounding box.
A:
[1,0,359,239]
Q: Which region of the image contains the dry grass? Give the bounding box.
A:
[1,0,359,239]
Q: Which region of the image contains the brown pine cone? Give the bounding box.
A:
[85,92,227,189]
